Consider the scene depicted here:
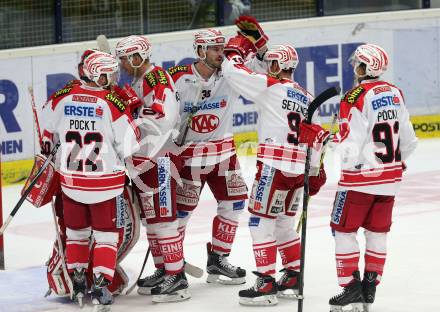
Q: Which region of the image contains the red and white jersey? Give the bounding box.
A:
[42,83,140,204]
[130,64,180,165]
[333,79,418,195]
[222,58,320,175]
[168,63,240,167]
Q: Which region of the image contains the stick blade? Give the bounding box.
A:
[96,34,111,53]
[307,86,341,123]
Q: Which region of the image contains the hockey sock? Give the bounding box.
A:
[212,215,238,255]
[66,227,91,273]
[364,230,387,284]
[147,232,164,269]
[277,238,301,271]
[334,231,360,286]
[93,231,119,282]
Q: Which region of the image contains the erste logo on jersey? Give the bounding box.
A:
[183,97,227,113]
[286,88,308,105]
[190,114,219,133]
[371,95,400,110]
[64,104,103,119]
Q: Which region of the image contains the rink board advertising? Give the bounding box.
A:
[2,10,440,185]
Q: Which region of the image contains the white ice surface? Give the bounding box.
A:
[1,139,439,312]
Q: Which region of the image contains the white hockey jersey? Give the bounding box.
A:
[333,79,418,195]
[222,58,320,175]
[42,83,140,204]
[130,64,180,165]
[168,63,240,167]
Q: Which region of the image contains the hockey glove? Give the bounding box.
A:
[235,15,269,49]
[309,164,327,196]
[112,84,143,113]
[299,122,330,147]
[224,34,256,60]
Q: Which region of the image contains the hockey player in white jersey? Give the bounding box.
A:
[114,35,188,302]
[42,51,140,311]
[165,28,249,285]
[299,44,418,312]
[221,19,327,305]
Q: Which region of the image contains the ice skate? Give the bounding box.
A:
[71,268,86,308]
[238,271,278,306]
[206,242,246,285]
[329,271,365,312]
[137,267,165,295]
[362,271,378,311]
[151,271,190,303]
[277,268,299,299]
[90,274,113,312]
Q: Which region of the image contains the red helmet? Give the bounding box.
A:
[193,28,226,57]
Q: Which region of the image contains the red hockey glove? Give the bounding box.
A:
[235,15,269,49]
[112,84,142,112]
[299,122,330,147]
[224,34,256,60]
[309,164,327,196]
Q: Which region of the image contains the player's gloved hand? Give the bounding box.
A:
[235,15,269,49]
[299,122,330,147]
[309,164,326,196]
[112,84,142,112]
[224,34,256,60]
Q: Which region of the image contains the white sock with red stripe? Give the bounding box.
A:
[334,231,360,286]
[249,215,277,276]
[66,227,91,273]
[275,214,301,271]
[156,221,184,274]
[93,230,119,282]
[364,230,387,284]
[147,231,164,269]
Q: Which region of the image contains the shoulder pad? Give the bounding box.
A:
[145,68,170,88]
[343,86,365,104]
[105,91,126,113]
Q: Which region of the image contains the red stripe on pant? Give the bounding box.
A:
[66,239,89,272]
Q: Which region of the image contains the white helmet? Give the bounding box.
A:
[83,51,119,87]
[193,28,226,57]
[115,35,152,68]
[351,44,388,77]
[264,44,299,74]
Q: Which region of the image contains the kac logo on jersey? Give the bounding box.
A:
[331,191,347,224]
[157,157,172,218]
[190,114,219,133]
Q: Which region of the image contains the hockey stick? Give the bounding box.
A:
[0,142,61,236]
[296,113,338,233]
[96,34,111,53]
[297,86,340,312]
[124,247,151,295]
[28,86,43,148]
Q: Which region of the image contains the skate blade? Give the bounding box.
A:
[185,262,204,278]
[76,293,85,308]
[152,289,191,303]
[239,295,278,306]
[330,302,364,312]
[277,289,300,299]
[206,274,246,285]
[137,286,153,296]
